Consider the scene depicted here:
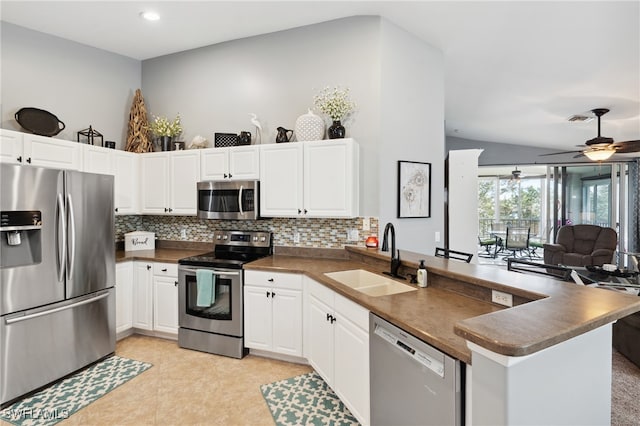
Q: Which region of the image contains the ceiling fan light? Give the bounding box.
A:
[584,149,615,161]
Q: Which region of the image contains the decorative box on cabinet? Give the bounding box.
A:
[305,276,370,425]
[200,145,259,181]
[244,270,303,357]
[260,139,358,218]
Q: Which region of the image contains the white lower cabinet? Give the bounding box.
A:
[244,271,303,357]
[132,261,153,331]
[115,261,133,336]
[128,261,178,337]
[152,263,179,335]
[305,276,370,425]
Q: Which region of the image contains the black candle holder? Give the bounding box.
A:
[77,125,104,146]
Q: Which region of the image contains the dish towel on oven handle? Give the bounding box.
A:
[196,269,216,307]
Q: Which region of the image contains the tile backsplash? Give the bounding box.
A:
[115,216,379,249]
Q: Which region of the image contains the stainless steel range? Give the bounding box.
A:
[178,230,272,359]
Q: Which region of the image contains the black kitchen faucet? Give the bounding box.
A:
[381,222,404,279]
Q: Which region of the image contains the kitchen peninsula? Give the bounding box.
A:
[245,245,640,425]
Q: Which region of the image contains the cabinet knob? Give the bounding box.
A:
[17,156,22,163]
[326,313,331,322]
[228,173,232,178]
[268,278,274,282]
[162,268,167,272]
[298,209,302,214]
[271,291,276,298]
[26,157,32,164]
[330,315,336,324]
[304,209,308,214]
[174,281,178,286]
[224,173,228,178]
[164,208,169,212]
[168,208,173,212]
[147,265,151,270]
[115,207,119,212]
[266,291,271,298]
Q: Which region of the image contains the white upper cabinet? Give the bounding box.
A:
[260,139,359,218]
[0,129,25,165]
[0,130,80,170]
[200,145,259,181]
[23,134,81,170]
[140,150,200,215]
[82,144,113,175]
[113,150,139,215]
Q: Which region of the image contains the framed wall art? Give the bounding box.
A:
[397,160,431,218]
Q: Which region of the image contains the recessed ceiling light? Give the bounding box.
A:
[140,11,160,21]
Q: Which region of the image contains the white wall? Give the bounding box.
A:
[142,16,382,216]
[378,19,445,255]
[0,22,141,148]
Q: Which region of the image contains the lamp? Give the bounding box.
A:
[584,148,615,161]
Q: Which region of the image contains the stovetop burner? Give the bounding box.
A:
[179,230,272,269]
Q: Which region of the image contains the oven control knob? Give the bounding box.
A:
[223,235,228,240]
[253,236,258,241]
[216,235,221,240]
[260,236,267,242]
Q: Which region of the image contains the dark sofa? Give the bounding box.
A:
[543,224,617,267]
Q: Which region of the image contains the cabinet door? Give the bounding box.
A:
[139,153,169,214]
[132,262,153,330]
[307,293,335,386]
[115,261,134,336]
[272,288,303,357]
[82,145,113,175]
[113,150,138,214]
[244,285,273,351]
[170,150,200,215]
[23,134,80,170]
[200,148,229,180]
[229,146,259,180]
[304,139,358,217]
[260,143,303,217]
[0,129,24,165]
[153,275,179,334]
[334,315,370,425]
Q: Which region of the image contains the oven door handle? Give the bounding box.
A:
[181,268,240,276]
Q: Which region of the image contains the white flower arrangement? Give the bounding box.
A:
[313,86,356,122]
[148,114,182,137]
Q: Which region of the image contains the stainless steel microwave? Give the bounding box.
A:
[197,180,260,220]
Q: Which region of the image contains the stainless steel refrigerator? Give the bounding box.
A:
[0,164,115,406]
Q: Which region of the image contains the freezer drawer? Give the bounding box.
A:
[370,313,462,426]
[0,289,115,406]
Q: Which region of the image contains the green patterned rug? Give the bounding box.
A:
[1,355,152,426]
[261,371,360,426]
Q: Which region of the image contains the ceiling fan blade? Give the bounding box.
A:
[611,140,640,153]
[539,150,582,156]
[573,152,586,159]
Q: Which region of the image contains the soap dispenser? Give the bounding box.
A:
[417,260,428,288]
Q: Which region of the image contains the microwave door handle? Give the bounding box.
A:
[66,193,76,280]
[56,193,66,282]
[238,185,244,215]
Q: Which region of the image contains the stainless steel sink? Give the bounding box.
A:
[324,269,417,297]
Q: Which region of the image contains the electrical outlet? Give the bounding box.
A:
[180,227,187,239]
[293,232,301,244]
[435,231,441,243]
[491,290,513,307]
[347,229,359,241]
[362,217,370,231]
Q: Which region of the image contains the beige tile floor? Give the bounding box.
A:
[5,335,312,426]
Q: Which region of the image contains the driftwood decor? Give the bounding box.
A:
[125,89,153,153]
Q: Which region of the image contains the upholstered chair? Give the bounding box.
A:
[543,224,617,267]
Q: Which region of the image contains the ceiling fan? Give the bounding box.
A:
[541,108,640,161]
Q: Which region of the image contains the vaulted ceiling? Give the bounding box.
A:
[2,1,638,152]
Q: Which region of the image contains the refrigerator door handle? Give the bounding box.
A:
[56,193,66,283]
[66,193,76,280]
[5,291,110,325]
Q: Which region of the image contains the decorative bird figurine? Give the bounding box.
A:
[249,113,262,144]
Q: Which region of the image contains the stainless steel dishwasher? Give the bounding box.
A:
[370,313,463,425]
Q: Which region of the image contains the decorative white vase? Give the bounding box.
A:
[295,109,325,141]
